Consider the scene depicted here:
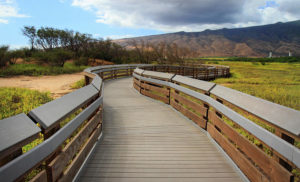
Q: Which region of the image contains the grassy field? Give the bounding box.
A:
[0,62,88,77]
[0,87,52,120]
[70,78,86,89]
[0,87,53,174]
[207,61,300,111]
[206,61,300,179]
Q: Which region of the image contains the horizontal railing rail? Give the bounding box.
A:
[139,64,230,80]
[133,67,300,182]
[0,64,142,182]
[0,64,230,182]
[0,68,105,181]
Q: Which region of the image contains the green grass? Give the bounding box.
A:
[0,87,52,181]
[224,56,300,63]
[0,62,88,77]
[207,61,300,180]
[0,87,88,181]
[189,56,300,63]
[23,136,44,152]
[71,78,86,89]
[210,61,300,111]
[0,87,53,120]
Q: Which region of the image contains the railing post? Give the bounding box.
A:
[85,75,90,85]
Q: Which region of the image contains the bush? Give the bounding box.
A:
[0,46,9,67]
[225,57,300,63]
[32,51,50,65]
[21,47,35,58]
[74,57,89,66]
[7,49,25,65]
[33,49,73,67]
[260,61,266,65]
[50,49,73,67]
[0,63,88,77]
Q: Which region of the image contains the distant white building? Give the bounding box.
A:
[289,51,292,57]
[269,52,272,58]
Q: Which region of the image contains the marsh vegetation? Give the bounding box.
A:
[210,61,300,110]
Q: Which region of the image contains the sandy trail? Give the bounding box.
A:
[0,73,84,98]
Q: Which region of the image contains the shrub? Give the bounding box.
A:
[260,61,266,65]
[0,46,9,67]
[50,49,73,67]
[7,49,25,65]
[74,57,89,66]
[33,49,73,67]
[0,63,88,77]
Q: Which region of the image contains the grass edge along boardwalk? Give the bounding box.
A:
[79,78,244,182]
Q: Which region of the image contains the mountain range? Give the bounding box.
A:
[115,20,300,57]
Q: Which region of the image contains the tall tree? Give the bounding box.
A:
[22,26,36,51]
[36,27,60,50]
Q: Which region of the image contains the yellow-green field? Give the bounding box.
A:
[0,87,52,120]
[208,61,300,111]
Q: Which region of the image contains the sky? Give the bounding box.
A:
[1,0,300,49]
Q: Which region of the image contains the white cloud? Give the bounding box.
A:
[0,18,8,23]
[104,34,135,40]
[92,33,134,40]
[0,0,29,24]
[72,0,300,32]
[9,44,29,50]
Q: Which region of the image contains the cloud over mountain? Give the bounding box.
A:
[72,0,300,32]
[114,20,300,57]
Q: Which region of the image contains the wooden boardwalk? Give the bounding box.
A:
[79,78,244,182]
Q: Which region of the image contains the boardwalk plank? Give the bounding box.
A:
[79,78,243,182]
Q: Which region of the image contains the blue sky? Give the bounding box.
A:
[0,0,162,48]
[1,0,299,49]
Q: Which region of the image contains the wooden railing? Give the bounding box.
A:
[0,64,230,182]
[140,64,230,80]
[133,67,300,182]
[0,64,147,182]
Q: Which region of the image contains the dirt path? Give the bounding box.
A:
[0,73,84,98]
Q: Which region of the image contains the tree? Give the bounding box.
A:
[166,43,182,65]
[51,49,73,67]
[58,29,73,49]
[7,49,25,65]
[128,39,156,64]
[22,26,36,51]
[151,41,167,64]
[0,46,9,67]
[33,49,73,67]
[36,27,60,50]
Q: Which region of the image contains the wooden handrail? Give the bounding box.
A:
[0,64,146,182]
[133,67,300,182]
[28,85,99,132]
[0,64,231,182]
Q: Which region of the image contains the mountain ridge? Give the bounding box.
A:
[115,20,300,57]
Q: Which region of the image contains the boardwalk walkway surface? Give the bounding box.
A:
[79,78,244,182]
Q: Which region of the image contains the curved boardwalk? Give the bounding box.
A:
[79,78,243,182]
